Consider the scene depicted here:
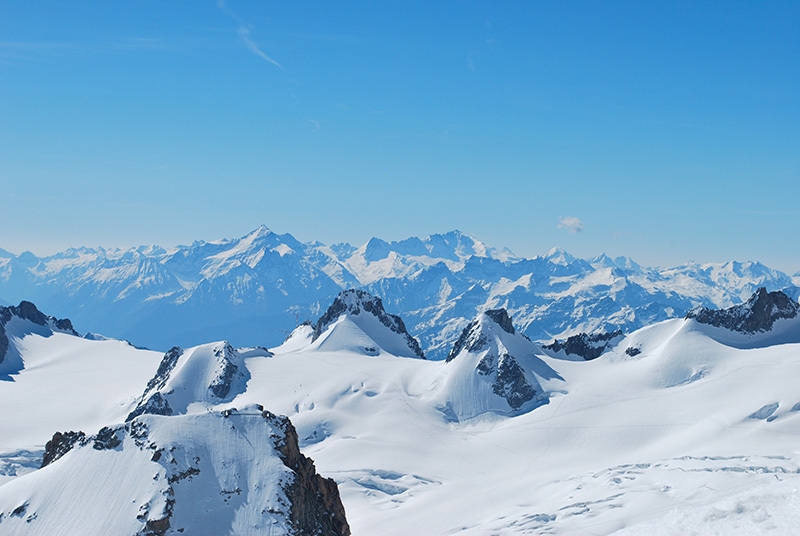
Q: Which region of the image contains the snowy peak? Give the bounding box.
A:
[311,289,425,359]
[446,309,518,362]
[127,342,271,420]
[686,287,800,334]
[1,407,350,536]
[443,309,563,420]
[0,301,78,377]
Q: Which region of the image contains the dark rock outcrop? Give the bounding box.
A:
[209,344,238,399]
[262,409,351,536]
[492,353,535,409]
[126,347,183,422]
[543,330,624,360]
[485,309,515,335]
[41,431,87,468]
[313,289,425,359]
[685,287,800,333]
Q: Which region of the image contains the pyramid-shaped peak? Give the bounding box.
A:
[544,247,576,265]
[247,224,273,238]
[312,289,425,359]
[447,308,519,362]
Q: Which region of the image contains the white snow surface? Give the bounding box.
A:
[3,312,800,534]
[0,409,296,536]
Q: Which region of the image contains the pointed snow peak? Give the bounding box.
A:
[447,308,518,362]
[544,247,576,265]
[247,224,273,239]
[686,287,800,334]
[363,237,393,261]
[312,289,425,359]
[443,308,562,419]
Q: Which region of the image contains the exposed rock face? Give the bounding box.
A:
[126,347,183,421]
[685,287,800,333]
[492,353,535,409]
[543,330,624,360]
[264,409,351,536]
[485,309,515,335]
[41,431,87,468]
[0,301,78,363]
[313,289,425,359]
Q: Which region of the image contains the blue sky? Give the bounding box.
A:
[1,1,798,271]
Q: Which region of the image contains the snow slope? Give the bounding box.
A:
[0,408,349,536]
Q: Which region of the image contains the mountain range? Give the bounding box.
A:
[2,287,800,534]
[1,225,797,359]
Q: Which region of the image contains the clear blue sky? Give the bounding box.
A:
[1,1,798,272]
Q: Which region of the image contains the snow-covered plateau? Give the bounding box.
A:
[2,287,800,535]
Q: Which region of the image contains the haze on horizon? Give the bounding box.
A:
[1,1,798,272]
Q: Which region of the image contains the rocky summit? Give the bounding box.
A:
[686,287,800,333]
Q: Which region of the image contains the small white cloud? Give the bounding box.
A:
[558,216,584,234]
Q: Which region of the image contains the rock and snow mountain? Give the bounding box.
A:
[308,289,425,359]
[1,226,797,358]
[126,343,272,421]
[0,301,78,380]
[3,290,800,534]
[0,408,350,536]
[442,309,563,420]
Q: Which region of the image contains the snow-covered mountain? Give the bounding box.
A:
[1,225,797,359]
[0,408,349,536]
[442,309,563,420]
[3,289,800,534]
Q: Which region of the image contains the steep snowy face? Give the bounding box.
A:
[442,309,564,421]
[0,407,350,536]
[0,301,78,378]
[686,287,799,333]
[127,342,272,420]
[311,289,425,359]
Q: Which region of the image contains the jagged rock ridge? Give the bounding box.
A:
[686,287,800,333]
[543,330,625,360]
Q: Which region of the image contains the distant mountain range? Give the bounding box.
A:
[1,225,797,358]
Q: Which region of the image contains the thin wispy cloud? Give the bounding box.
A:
[217,0,283,69]
[558,216,584,234]
[308,119,321,132]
